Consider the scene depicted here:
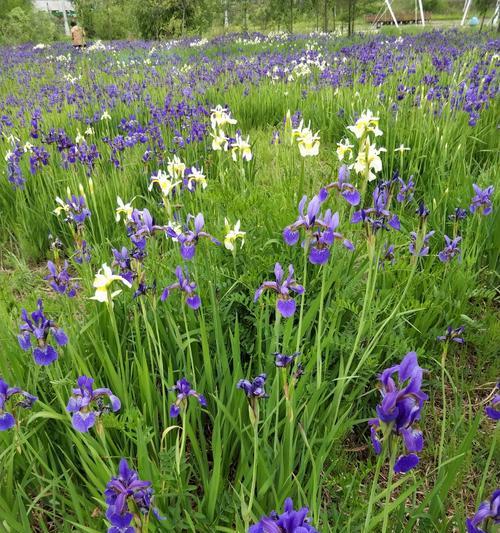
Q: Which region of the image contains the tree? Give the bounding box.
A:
[476,0,495,30]
[0,6,58,44]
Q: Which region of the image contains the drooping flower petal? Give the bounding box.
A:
[33,345,58,366]
[0,412,16,431]
[277,298,296,318]
[394,453,419,473]
[71,411,96,433]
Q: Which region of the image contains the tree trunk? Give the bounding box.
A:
[182,0,186,35]
[323,0,328,31]
[351,0,356,35]
[290,0,294,32]
[224,0,229,29]
[479,11,486,31]
[348,0,352,35]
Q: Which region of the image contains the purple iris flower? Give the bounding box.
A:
[166,213,220,261]
[283,194,352,264]
[485,384,500,421]
[438,235,461,263]
[161,266,201,310]
[409,230,435,257]
[66,375,120,432]
[309,210,355,265]
[18,299,68,366]
[29,146,50,175]
[249,497,319,533]
[283,194,324,246]
[112,247,136,285]
[470,184,494,216]
[104,458,164,532]
[274,352,300,368]
[127,208,164,250]
[449,207,468,221]
[48,234,64,252]
[379,243,396,269]
[289,192,327,237]
[169,377,207,418]
[351,186,400,232]
[466,489,500,533]
[57,195,91,226]
[320,165,361,206]
[133,280,156,299]
[6,145,25,188]
[415,201,430,219]
[369,352,428,473]
[237,374,268,398]
[45,261,79,297]
[74,239,91,264]
[437,325,465,343]
[254,263,304,318]
[396,176,415,203]
[0,378,37,431]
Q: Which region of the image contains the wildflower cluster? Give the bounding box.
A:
[104,459,163,532]
[254,263,304,318]
[369,352,428,473]
[0,378,37,431]
[283,193,353,265]
[18,299,68,366]
[210,104,253,161]
[291,119,321,157]
[249,497,319,532]
[66,375,121,433]
[3,32,498,533]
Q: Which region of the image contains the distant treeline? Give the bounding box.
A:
[0,0,497,44]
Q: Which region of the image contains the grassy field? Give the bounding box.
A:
[0,29,499,532]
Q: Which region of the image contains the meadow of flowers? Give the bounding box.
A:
[0,29,499,532]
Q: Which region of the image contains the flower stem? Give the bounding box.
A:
[272,312,282,454]
[477,425,497,504]
[438,342,448,469]
[316,264,327,388]
[176,411,187,477]
[182,304,196,389]
[295,243,309,352]
[381,442,398,533]
[335,247,419,423]
[273,310,282,353]
[363,444,386,532]
[298,157,305,199]
[332,236,376,420]
[246,403,260,526]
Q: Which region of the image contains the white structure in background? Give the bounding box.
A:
[370,0,426,29]
[33,0,75,35]
[494,0,500,26]
[461,0,473,24]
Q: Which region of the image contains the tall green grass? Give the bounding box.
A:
[0,32,498,532]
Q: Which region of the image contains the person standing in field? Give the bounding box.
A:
[70,21,86,49]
